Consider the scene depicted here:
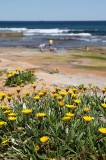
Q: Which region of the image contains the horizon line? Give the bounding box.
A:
[0,20,106,22]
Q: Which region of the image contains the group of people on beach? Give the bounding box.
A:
[39,39,54,52]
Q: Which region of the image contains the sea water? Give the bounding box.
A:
[0,21,106,48]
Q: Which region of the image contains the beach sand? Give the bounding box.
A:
[0,46,106,93]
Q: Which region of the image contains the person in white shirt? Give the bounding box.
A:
[39,43,46,52]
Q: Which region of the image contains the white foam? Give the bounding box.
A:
[0,27,92,37]
[0,27,27,32]
[23,28,69,35]
[50,33,91,36]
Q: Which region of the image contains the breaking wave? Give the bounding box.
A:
[0,27,92,36]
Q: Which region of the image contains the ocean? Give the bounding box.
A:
[0,21,106,48]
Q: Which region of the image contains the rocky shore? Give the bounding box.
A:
[0,32,23,37]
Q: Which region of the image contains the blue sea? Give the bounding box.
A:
[0,21,106,48]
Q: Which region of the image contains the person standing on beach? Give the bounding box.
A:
[49,39,53,51]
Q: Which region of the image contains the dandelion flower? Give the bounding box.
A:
[52,93,58,97]
[8,116,17,121]
[59,91,67,97]
[25,92,30,96]
[22,109,32,115]
[65,112,75,117]
[74,99,81,104]
[83,107,90,112]
[35,145,40,151]
[62,116,71,121]
[1,105,10,110]
[66,104,77,109]
[101,103,106,108]
[57,95,63,100]
[83,116,93,122]
[7,96,12,101]
[38,92,44,97]
[33,95,40,101]
[3,110,11,115]
[0,121,7,126]
[36,112,46,117]
[0,92,6,98]
[1,139,10,145]
[58,101,65,107]
[71,93,77,98]
[98,128,106,135]
[40,136,49,143]
[8,113,16,117]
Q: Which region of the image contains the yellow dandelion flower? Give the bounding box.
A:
[3,110,11,115]
[83,116,93,122]
[66,104,77,109]
[52,93,58,97]
[0,121,7,126]
[8,113,16,117]
[1,138,10,145]
[83,107,90,112]
[58,101,65,107]
[7,93,13,97]
[98,128,106,135]
[22,109,32,115]
[74,99,81,104]
[38,92,44,97]
[1,105,10,110]
[65,112,75,117]
[7,73,12,78]
[68,90,73,95]
[71,93,77,98]
[33,95,40,101]
[12,71,17,75]
[59,91,67,97]
[71,87,77,92]
[25,92,30,96]
[49,158,56,160]
[101,103,106,108]
[40,136,49,143]
[55,87,61,91]
[0,93,6,99]
[36,112,46,117]
[17,127,23,131]
[62,116,71,121]
[102,88,106,94]
[7,96,12,102]
[0,92,6,97]
[64,88,69,92]
[56,95,63,101]
[8,116,17,121]
[35,145,40,151]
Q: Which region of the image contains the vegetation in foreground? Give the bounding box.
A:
[0,81,106,160]
[5,69,36,87]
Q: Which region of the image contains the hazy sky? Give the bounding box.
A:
[0,0,106,21]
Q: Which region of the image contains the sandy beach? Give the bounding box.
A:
[0,46,106,93]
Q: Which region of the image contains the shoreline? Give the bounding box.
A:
[0,46,106,76]
[0,46,106,93]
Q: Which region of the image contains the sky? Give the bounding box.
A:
[0,0,106,21]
